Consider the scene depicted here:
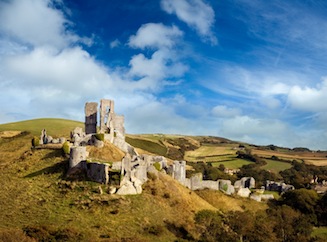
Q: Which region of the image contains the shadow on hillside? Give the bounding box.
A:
[41,149,63,160]
[24,160,68,179]
[164,221,194,241]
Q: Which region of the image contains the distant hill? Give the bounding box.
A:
[0,118,83,137]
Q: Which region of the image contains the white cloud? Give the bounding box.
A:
[0,0,78,49]
[219,115,290,145]
[0,1,190,128]
[288,77,327,112]
[161,0,217,44]
[3,46,113,93]
[127,23,188,91]
[110,39,121,48]
[212,105,240,118]
[128,23,183,50]
[129,49,187,81]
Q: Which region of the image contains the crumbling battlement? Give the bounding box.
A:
[85,99,125,144]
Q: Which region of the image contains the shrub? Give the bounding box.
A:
[31,136,40,147]
[62,141,70,155]
[153,162,161,171]
[144,225,164,236]
[95,133,104,141]
[163,193,170,199]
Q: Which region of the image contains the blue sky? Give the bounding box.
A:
[1,0,327,150]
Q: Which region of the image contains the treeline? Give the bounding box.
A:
[236,150,327,189]
[195,189,327,241]
[280,161,327,189]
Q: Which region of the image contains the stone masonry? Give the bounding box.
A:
[85,102,98,134]
[67,99,263,199]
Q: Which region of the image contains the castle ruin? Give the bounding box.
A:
[67,98,271,200]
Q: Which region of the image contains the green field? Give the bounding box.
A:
[261,159,292,174]
[211,159,253,169]
[185,144,236,162]
[125,136,167,156]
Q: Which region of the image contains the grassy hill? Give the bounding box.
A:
[0,119,269,241]
[0,118,83,137]
[1,119,326,241]
[127,134,327,171]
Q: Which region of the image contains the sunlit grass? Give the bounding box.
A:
[0,118,83,137]
[261,159,292,173]
[185,145,236,162]
[211,159,253,169]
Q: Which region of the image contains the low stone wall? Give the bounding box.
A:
[83,161,109,184]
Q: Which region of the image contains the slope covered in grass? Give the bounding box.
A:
[0,118,83,137]
[87,141,125,162]
[2,119,327,240]
[0,130,219,241]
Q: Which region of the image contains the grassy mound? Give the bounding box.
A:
[87,141,125,162]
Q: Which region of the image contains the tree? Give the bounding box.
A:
[281,188,319,223]
[268,205,313,242]
[195,210,237,242]
[226,211,254,242]
[315,193,327,226]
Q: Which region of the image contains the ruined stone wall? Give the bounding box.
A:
[112,114,126,149]
[69,146,87,168]
[100,99,114,135]
[183,173,219,191]
[85,162,109,184]
[85,102,98,134]
[172,160,186,184]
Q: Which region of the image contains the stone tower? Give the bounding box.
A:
[85,102,98,134]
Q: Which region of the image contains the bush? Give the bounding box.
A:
[62,141,70,155]
[23,225,85,242]
[95,133,105,141]
[153,162,161,171]
[144,225,164,236]
[31,136,40,147]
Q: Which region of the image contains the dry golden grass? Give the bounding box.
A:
[252,149,327,166]
[87,141,125,162]
[0,132,217,241]
[3,119,326,240]
[305,160,327,166]
[195,189,267,213]
[185,145,236,162]
[0,130,22,138]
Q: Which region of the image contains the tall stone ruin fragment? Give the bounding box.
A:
[171,160,186,184]
[100,99,114,138]
[85,102,98,134]
[94,99,126,147]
